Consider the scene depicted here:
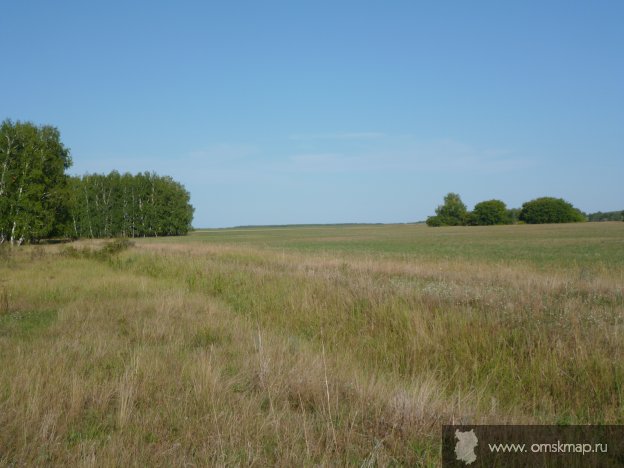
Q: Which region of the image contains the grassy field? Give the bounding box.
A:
[1,222,623,466]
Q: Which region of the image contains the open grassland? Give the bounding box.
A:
[1,222,623,466]
[162,222,624,269]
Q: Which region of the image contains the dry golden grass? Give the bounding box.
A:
[1,223,623,465]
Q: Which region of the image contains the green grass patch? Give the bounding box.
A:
[0,309,57,339]
[66,410,116,446]
[191,327,227,348]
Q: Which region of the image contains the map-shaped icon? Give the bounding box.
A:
[454,429,478,465]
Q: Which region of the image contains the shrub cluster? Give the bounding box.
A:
[426,194,587,226]
[586,210,624,222]
[61,238,134,260]
[518,197,585,224]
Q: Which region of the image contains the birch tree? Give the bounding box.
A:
[0,120,71,244]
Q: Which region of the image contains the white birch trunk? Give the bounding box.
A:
[0,135,12,198]
[10,182,24,245]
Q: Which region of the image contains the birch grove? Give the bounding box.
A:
[0,120,194,243]
[68,172,194,238]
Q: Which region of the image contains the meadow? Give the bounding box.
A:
[1,222,623,466]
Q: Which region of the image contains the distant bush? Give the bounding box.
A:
[427,193,468,227]
[519,197,585,224]
[468,199,510,226]
[99,238,134,256]
[61,238,134,260]
[425,216,443,227]
[586,210,624,222]
[425,194,589,227]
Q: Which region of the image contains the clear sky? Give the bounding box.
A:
[1,1,622,227]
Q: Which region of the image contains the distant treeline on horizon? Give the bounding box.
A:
[586,210,624,222]
[426,193,622,227]
[199,213,621,230]
[224,223,410,229]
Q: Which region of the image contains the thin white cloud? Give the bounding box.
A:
[282,139,533,174]
[189,143,258,161]
[70,138,533,188]
[288,132,386,141]
[288,153,359,172]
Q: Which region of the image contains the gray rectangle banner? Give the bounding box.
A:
[442,425,624,467]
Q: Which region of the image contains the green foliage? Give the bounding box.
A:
[69,171,194,238]
[519,197,586,224]
[425,194,594,228]
[425,215,443,227]
[586,210,624,222]
[1,119,194,243]
[468,199,509,226]
[506,207,521,224]
[0,120,72,244]
[429,193,468,226]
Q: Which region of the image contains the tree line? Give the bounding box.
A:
[0,120,193,244]
[586,210,624,222]
[68,172,193,239]
[426,193,588,226]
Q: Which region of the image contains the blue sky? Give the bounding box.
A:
[1,1,622,227]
